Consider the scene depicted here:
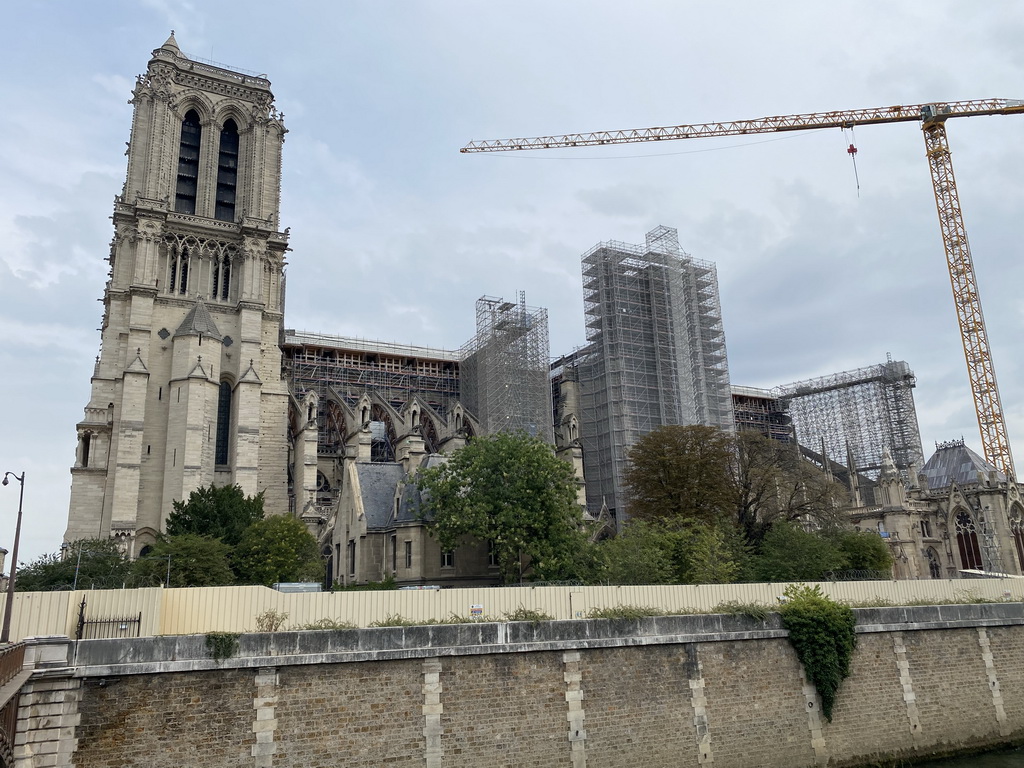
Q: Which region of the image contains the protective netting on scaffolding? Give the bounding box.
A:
[459,292,554,443]
[576,226,733,519]
[774,359,924,482]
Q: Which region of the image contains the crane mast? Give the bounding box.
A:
[462,99,1024,477]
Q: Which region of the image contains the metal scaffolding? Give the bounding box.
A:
[731,385,793,442]
[282,330,460,451]
[459,293,553,442]
[774,359,924,482]
[576,226,733,522]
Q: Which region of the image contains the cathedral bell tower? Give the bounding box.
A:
[65,34,291,554]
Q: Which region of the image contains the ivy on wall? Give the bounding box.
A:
[779,584,857,721]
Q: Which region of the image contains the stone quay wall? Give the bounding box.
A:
[12,603,1024,767]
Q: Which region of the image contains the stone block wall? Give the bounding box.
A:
[12,605,1024,767]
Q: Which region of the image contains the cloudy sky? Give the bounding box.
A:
[4,1,1024,561]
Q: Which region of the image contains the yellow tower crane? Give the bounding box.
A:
[462,98,1024,478]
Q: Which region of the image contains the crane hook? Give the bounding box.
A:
[843,126,861,196]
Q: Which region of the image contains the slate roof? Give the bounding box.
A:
[397,454,449,523]
[174,298,222,340]
[355,462,405,530]
[918,440,1005,490]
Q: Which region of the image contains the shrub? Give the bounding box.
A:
[253,609,289,632]
[503,606,554,624]
[296,618,356,630]
[587,605,665,620]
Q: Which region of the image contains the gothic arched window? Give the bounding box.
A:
[955,511,983,571]
[175,110,201,214]
[215,119,239,222]
[168,246,190,295]
[211,255,231,301]
[215,381,232,465]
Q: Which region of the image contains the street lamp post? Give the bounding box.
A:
[1,472,25,644]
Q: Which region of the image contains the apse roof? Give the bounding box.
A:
[918,439,1005,490]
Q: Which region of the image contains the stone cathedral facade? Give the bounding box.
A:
[65,35,291,555]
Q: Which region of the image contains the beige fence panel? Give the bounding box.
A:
[6,578,1024,640]
[72,588,165,638]
[3,592,73,642]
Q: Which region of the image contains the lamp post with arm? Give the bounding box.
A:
[1,472,25,644]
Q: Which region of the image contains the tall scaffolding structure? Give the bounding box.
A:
[774,359,924,483]
[577,226,733,523]
[460,293,553,442]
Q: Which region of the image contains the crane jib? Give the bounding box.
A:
[460,99,1024,153]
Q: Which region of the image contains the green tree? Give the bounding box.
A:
[676,521,748,584]
[754,523,848,582]
[166,484,265,546]
[829,529,893,574]
[733,431,845,547]
[623,426,735,526]
[592,522,679,585]
[415,432,584,584]
[131,534,235,588]
[15,539,131,591]
[232,515,324,586]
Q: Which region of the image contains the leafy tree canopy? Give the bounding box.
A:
[624,427,846,551]
[591,518,749,586]
[131,534,235,588]
[591,521,679,585]
[16,538,131,592]
[166,484,265,546]
[829,529,893,575]
[415,431,584,584]
[754,523,848,582]
[232,515,324,587]
[624,426,735,527]
[733,431,845,547]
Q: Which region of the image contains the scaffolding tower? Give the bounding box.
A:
[774,359,924,483]
[577,226,733,522]
[460,293,554,442]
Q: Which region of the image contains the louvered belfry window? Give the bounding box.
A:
[215,119,239,221]
[175,110,201,214]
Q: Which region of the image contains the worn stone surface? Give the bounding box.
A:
[274,659,423,767]
[820,632,909,765]
[440,651,570,767]
[20,609,1024,767]
[987,625,1024,732]
[902,627,998,752]
[699,637,815,768]
[74,670,253,767]
[579,644,697,767]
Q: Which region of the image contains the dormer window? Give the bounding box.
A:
[175,110,201,214]
[215,119,239,221]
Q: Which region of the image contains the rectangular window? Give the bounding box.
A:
[348,540,356,577]
[390,535,397,573]
[441,550,454,569]
[404,541,412,569]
